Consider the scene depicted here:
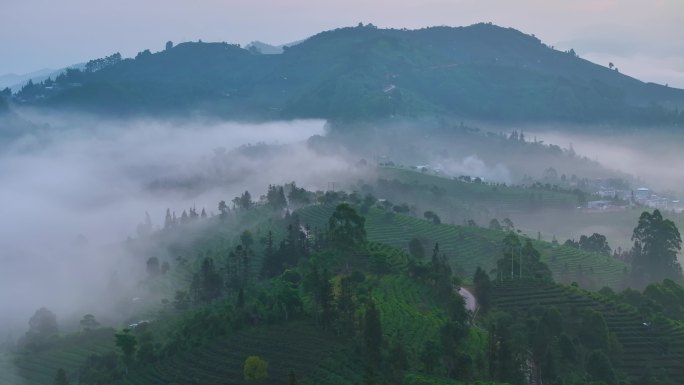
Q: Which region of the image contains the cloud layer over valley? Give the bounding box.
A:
[0,114,371,336]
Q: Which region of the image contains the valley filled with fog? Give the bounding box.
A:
[0,115,370,334]
[4,111,684,340]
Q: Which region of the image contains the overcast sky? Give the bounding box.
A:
[2,0,683,87]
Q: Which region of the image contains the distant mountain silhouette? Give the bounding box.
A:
[12,23,684,124]
[1,64,87,92]
[0,68,56,89]
[244,39,303,54]
[245,41,285,54]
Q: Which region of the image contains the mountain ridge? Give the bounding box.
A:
[10,23,684,124]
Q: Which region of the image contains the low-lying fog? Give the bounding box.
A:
[530,128,684,193]
[509,126,684,250]
[3,113,683,340]
[0,114,371,337]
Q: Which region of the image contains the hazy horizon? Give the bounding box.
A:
[1,0,683,88]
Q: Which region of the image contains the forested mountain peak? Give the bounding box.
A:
[11,23,684,124]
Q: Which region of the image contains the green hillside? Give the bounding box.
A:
[125,322,363,385]
[6,193,683,385]
[373,274,447,353]
[376,166,582,210]
[14,24,684,124]
[5,199,498,385]
[492,279,684,383]
[298,205,628,288]
[123,273,455,385]
[6,329,115,385]
[372,166,684,253]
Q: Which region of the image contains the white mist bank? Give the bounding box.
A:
[0,118,327,250]
[432,155,512,184]
[531,129,684,193]
[0,115,370,336]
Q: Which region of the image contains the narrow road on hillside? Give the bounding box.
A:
[459,287,477,312]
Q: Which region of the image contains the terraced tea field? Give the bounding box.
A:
[492,280,684,383]
[125,322,363,385]
[298,205,628,287]
[372,275,447,356]
[368,242,412,272]
[0,354,27,385]
[6,328,116,385]
[377,166,580,209]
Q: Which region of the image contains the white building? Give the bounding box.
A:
[635,187,650,202]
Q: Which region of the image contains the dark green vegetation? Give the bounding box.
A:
[5,180,684,385]
[631,209,683,285]
[6,199,484,385]
[350,163,678,256]
[0,329,115,385]
[0,89,9,112]
[490,279,684,384]
[5,20,684,385]
[298,204,628,289]
[12,24,684,124]
[371,166,589,221]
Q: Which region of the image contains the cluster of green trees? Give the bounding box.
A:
[561,209,682,289]
[494,233,552,282]
[475,269,624,384]
[21,307,59,351]
[488,218,515,232]
[0,87,10,111]
[84,53,122,73]
[631,209,682,285]
[617,278,684,321]
[564,232,612,256]
[163,206,207,228]
[164,183,311,228]
[243,355,269,381]
[423,210,442,224]
[261,218,312,278]
[145,256,170,277]
[484,304,622,384]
